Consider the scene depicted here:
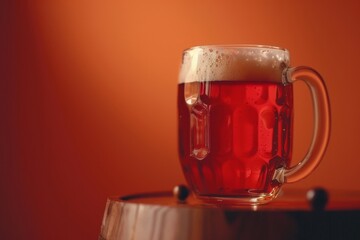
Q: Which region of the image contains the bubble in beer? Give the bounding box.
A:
[261,49,269,57]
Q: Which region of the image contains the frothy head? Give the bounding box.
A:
[179,45,290,84]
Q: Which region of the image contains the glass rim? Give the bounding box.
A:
[184,44,289,53]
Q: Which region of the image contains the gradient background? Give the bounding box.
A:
[1,0,360,239]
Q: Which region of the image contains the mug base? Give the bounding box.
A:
[194,187,281,206]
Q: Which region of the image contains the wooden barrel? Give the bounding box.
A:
[99,188,360,240]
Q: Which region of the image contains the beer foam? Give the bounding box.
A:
[179,45,290,83]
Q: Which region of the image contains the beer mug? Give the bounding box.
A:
[177,45,330,204]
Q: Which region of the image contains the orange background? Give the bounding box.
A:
[1,0,360,239]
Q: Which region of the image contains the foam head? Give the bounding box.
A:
[179,45,290,84]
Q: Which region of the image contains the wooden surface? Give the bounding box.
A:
[99,188,360,240]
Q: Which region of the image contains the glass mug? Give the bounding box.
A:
[177,45,330,204]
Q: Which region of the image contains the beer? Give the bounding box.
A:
[178,80,293,197]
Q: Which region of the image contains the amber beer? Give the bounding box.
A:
[178,80,293,197]
[177,46,292,200]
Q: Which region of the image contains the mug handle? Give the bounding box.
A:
[273,66,331,183]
